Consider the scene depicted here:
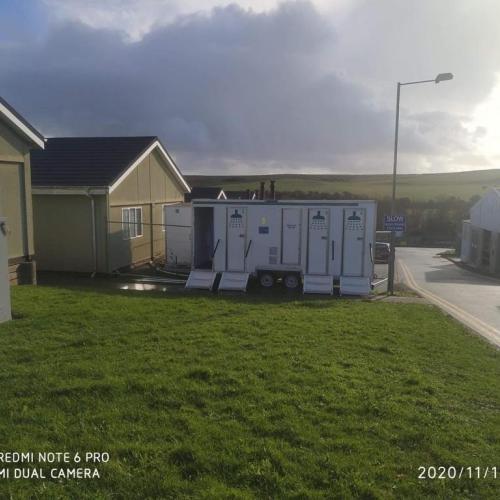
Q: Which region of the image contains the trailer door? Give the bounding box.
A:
[342,208,365,276]
[282,208,301,265]
[226,207,247,271]
[307,208,329,274]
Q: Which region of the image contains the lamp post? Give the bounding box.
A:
[387,72,453,295]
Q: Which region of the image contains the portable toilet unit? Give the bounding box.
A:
[164,203,192,268]
[185,199,377,295]
[0,217,11,323]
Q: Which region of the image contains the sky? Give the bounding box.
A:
[1,0,499,175]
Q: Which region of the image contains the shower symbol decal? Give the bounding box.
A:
[346,210,364,231]
[311,210,327,231]
[230,209,243,228]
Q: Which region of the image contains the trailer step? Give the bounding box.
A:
[218,272,251,292]
[303,275,333,295]
[185,270,218,291]
[340,276,371,296]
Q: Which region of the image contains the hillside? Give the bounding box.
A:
[186,169,500,202]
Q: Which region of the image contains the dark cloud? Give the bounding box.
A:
[0,1,481,173]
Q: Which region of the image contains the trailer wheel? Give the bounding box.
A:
[283,273,300,290]
[259,272,275,288]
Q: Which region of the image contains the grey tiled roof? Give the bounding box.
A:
[31,136,158,187]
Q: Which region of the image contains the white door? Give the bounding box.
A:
[342,208,365,276]
[282,208,301,265]
[307,208,329,274]
[226,207,247,271]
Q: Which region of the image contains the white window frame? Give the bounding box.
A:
[122,207,143,240]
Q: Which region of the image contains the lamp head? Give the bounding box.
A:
[435,72,453,83]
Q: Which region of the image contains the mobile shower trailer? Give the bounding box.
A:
[186,199,377,295]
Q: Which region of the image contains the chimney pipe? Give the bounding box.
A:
[269,180,276,200]
[259,181,265,200]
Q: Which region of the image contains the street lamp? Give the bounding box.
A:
[387,72,454,295]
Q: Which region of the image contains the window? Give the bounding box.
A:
[122,207,143,239]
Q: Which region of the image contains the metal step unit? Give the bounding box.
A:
[218,272,251,292]
[303,275,334,295]
[185,270,218,291]
[340,276,372,296]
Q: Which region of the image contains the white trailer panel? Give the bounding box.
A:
[282,208,301,265]
[245,205,282,271]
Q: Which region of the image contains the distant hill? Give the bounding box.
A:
[186,169,500,202]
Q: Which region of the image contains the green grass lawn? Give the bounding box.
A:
[187,169,500,201]
[0,285,499,499]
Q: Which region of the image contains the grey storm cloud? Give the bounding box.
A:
[0,0,488,173]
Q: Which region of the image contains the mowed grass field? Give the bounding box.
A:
[187,169,500,201]
[0,285,499,499]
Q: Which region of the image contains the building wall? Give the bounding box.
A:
[492,233,500,274]
[0,162,25,259]
[461,221,471,263]
[32,147,187,274]
[33,194,108,273]
[94,195,108,273]
[107,204,151,270]
[0,118,36,284]
[484,230,500,274]
[470,189,500,233]
[108,148,186,271]
[463,189,500,275]
[0,118,27,160]
[470,226,481,268]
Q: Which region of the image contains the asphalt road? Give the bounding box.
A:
[396,247,500,348]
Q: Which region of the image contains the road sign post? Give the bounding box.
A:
[385,215,406,295]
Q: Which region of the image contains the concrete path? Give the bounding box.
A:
[396,247,500,348]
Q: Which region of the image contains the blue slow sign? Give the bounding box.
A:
[384,215,406,232]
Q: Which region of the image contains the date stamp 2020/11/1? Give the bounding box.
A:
[418,466,498,480]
